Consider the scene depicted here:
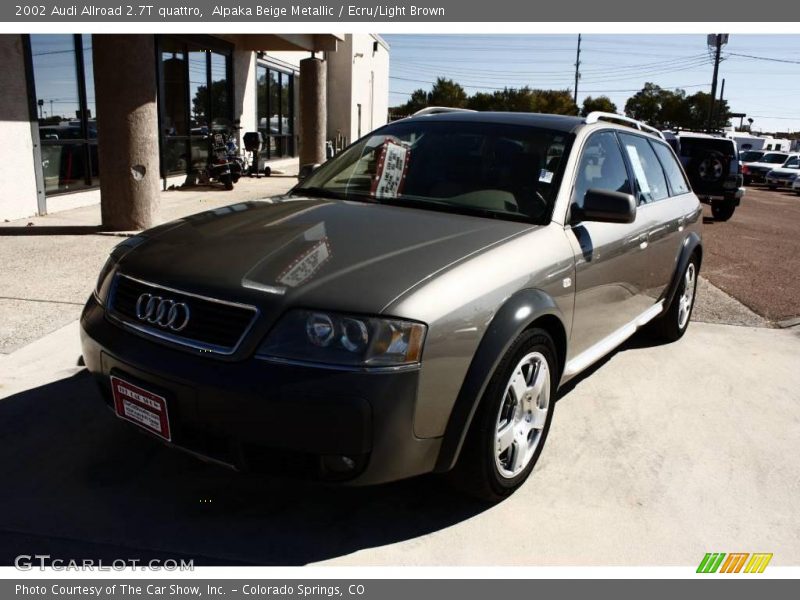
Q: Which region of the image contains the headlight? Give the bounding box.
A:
[93,235,149,305]
[257,309,426,369]
[93,256,118,305]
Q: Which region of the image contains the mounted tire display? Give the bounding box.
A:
[448,328,558,502]
[689,149,728,189]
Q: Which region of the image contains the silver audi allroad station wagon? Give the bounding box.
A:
[81,110,702,501]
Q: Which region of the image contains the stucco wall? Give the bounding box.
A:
[350,34,390,140]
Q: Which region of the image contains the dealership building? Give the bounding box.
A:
[0,33,389,227]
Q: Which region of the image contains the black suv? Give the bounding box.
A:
[663,132,744,221]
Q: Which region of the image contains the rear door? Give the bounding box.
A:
[618,133,692,301]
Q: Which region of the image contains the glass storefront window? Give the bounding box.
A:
[257,64,296,160]
[29,34,98,196]
[158,37,232,176]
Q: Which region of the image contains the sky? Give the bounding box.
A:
[381,34,800,134]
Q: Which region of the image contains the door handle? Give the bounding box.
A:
[638,232,649,250]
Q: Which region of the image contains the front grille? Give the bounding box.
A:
[109,274,258,355]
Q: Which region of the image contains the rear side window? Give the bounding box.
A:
[573,131,631,208]
[619,133,669,204]
[651,141,690,195]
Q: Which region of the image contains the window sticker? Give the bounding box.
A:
[539,169,554,184]
[624,144,651,194]
[370,139,410,198]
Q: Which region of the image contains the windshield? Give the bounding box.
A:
[762,153,788,164]
[295,120,572,224]
[782,157,800,169]
[740,150,765,162]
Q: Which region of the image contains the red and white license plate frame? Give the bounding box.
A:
[110,375,172,441]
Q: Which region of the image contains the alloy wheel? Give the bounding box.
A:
[494,352,551,479]
[678,262,697,330]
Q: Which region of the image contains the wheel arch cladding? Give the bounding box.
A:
[662,232,702,310]
[434,288,567,473]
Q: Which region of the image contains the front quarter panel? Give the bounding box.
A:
[385,224,575,440]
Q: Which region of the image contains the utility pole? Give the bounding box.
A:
[707,34,725,131]
[715,78,726,130]
[573,33,581,109]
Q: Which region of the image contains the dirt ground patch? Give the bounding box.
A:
[701,185,800,323]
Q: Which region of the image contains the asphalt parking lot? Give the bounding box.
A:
[701,185,800,325]
[1,182,799,566]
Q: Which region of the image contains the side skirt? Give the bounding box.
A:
[561,300,664,382]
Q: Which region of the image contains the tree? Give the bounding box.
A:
[532,89,578,115]
[580,95,617,116]
[624,83,732,131]
[624,82,668,126]
[390,78,467,116]
[428,77,468,108]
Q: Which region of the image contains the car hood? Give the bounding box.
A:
[748,161,787,169]
[117,196,534,319]
[766,167,799,176]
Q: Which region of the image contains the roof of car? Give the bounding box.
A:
[405,110,585,133]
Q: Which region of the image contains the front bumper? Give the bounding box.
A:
[79,295,441,485]
[765,175,797,188]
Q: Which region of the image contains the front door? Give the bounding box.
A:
[566,130,653,362]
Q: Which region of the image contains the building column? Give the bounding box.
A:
[299,57,327,166]
[0,35,41,221]
[93,35,160,230]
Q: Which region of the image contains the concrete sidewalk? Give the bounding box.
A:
[0,175,297,354]
[0,319,797,565]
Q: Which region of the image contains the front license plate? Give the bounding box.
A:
[111,375,172,441]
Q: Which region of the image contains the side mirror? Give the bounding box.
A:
[298,163,321,182]
[571,189,636,225]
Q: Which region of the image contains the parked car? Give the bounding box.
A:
[765,154,800,190]
[792,176,800,196]
[742,151,790,185]
[81,110,702,501]
[663,131,744,221]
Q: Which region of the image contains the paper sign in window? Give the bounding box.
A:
[624,144,651,195]
[370,139,410,198]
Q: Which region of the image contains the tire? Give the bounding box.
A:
[448,328,558,502]
[690,150,727,185]
[221,174,234,191]
[795,191,800,196]
[711,201,736,222]
[768,185,777,191]
[651,254,699,342]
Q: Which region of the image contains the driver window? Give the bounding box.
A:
[573,131,632,209]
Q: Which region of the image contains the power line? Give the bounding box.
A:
[389,76,709,94]
[725,51,800,65]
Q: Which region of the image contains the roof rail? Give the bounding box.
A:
[585,111,665,139]
[412,106,477,117]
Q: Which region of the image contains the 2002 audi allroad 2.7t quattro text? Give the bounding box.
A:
[81,110,702,501]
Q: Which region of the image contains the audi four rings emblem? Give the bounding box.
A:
[135,293,191,332]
